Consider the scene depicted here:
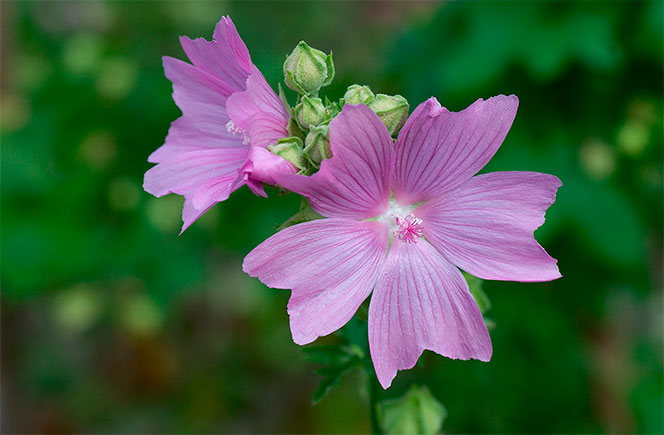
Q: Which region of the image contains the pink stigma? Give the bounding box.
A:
[393,213,424,244]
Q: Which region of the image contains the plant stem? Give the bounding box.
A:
[367,369,382,434]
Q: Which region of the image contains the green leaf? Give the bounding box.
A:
[310,354,359,405]
[378,385,446,435]
[301,345,352,366]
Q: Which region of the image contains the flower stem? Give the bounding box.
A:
[367,368,382,434]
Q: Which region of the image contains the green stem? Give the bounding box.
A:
[367,367,382,434]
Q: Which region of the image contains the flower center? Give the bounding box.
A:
[392,213,424,244]
[225,120,250,145]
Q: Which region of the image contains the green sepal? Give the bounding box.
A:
[278,82,293,115]
[322,52,335,87]
[276,203,323,231]
[285,69,307,95]
[303,124,331,167]
[286,118,305,141]
[268,136,306,172]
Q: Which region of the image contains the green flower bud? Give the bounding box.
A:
[294,96,326,129]
[268,137,306,172]
[343,84,374,105]
[283,41,334,95]
[304,124,331,166]
[368,93,409,136]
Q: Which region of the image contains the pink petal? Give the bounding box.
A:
[274,104,394,219]
[178,16,252,91]
[240,146,296,187]
[145,16,292,231]
[393,95,519,204]
[226,71,290,148]
[143,147,248,231]
[416,171,562,282]
[212,16,253,73]
[368,239,492,389]
[181,196,219,234]
[149,57,245,163]
[243,219,389,345]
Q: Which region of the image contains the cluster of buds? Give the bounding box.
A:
[272,41,410,173]
[343,85,409,136]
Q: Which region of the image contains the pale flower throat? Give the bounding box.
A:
[225,120,250,145]
[379,200,424,244]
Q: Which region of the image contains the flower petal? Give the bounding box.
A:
[241,146,296,187]
[274,104,394,219]
[178,16,252,91]
[417,171,562,282]
[369,239,492,389]
[393,95,519,204]
[149,57,245,163]
[212,16,253,73]
[243,219,389,345]
[143,147,248,231]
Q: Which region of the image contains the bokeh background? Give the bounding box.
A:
[2,1,662,433]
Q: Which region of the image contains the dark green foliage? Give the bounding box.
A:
[1,1,661,433]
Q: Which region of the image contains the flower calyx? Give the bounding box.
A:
[294,95,326,129]
[304,124,331,166]
[268,136,307,172]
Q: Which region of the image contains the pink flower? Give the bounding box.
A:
[143,17,293,232]
[243,96,562,388]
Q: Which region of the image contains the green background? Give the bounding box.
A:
[2,1,662,433]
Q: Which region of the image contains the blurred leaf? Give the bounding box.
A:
[311,356,359,405]
[463,271,491,314]
[303,344,361,405]
[302,345,352,366]
[378,385,446,435]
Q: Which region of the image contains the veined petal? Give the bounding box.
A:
[243,219,389,345]
[417,171,562,282]
[212,16,253,73]
[368,239,492,389]
[275,104,394,219]
[149,57,245,163]
[226,71,290,148]
[178,16,252,91]
[393,95,518,204]
[144,148,248,197]
[143,147,248,231]
[181,194,227,234]
[145,16,292,231]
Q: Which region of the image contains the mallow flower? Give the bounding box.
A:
[143,17,293,232]
[243,96,562,388]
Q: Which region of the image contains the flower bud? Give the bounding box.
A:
[343,84,374,106]
[368,93,409,135]
[283,41,334,95]
[294,96,326,129]
[304,124,331,166]
[268,137,306,172]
